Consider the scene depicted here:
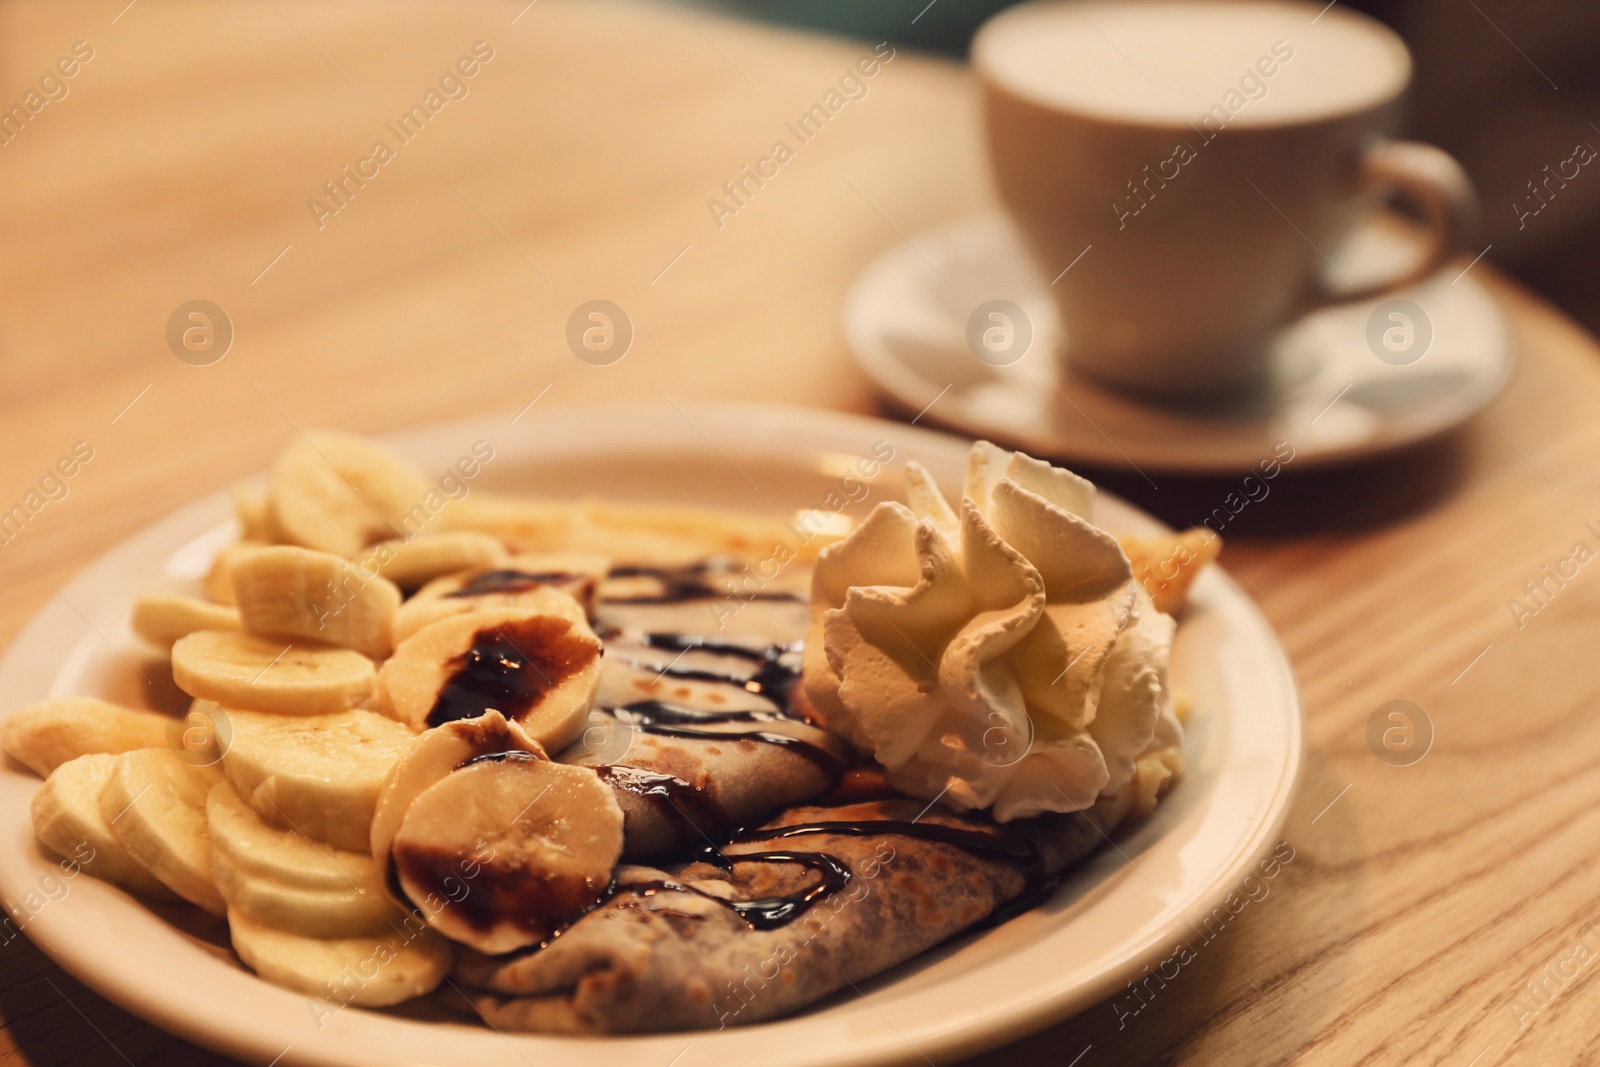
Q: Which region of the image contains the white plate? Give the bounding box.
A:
[0,404,1303,1067]
[844,212,1514,473]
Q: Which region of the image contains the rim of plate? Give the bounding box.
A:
[0,403,1303,1067]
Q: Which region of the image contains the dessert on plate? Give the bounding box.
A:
[1,430,1216,1033]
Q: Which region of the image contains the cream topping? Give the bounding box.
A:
[804,442,1180,821]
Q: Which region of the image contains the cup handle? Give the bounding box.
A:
[1314,139,1479,305]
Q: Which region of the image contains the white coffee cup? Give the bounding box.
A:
[973,0,1477,396]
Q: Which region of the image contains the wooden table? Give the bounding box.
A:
[1,1,1595,1063]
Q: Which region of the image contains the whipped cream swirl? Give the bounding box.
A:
[803,442,1180,821]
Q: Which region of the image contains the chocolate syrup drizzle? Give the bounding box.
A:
[621,635,802,703]
[580,634,819,845]
[695,850,854,929]
[595,764,729,841]
[610,701,844,781]
[514,815,1052,955]
[730,819,1039,867]
[445,569,582,598]
[439,563,1066,950]
[426,616,600,729]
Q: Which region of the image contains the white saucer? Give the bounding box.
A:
[843,212,1514,473]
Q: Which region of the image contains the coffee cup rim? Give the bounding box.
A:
[973,0,1413,132]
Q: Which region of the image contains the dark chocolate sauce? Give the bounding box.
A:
[613,657,789,698]
[677,816,1047,931]
[617,637,802,705]
[565,815,1041,937]
[475,804,1073,952]
[731,818,1040,868]
[611,701,843,781]
[979,872,1070,931]
[540,850,851,935]
[640,633,796,661]
[599,627,792,658]
[695,849,853,930]
[426,617,600,728]
[446,569,580,598]
[596,764,728,840]
[393,841,603,937]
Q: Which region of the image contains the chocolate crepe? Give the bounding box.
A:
[455,791,1131,1033]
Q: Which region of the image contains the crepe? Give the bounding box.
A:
[455,790,1131,1033]
[426,549,1169,1034]
[569,705,856,858]
[552,562,853,857]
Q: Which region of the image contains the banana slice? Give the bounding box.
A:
[208,779,386,892]
[266,431,432,558]
[391,755,623,954]
[30,753,178,900]
[359,532,508,591]
[2,697,173,778]
[369,711,544,873]
[100,749,225,913]
[208,783,399,938]
[391,552,608,644]
[234,485,272,543]
[213,848,400,937]
[228,910,452,1007]
[204,540,268,606]
[378,597,602,750]
[171,631,376,716]
[230,545,401,660]
[131,595,241,650]
[223,709,416,852]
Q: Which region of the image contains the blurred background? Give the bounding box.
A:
[708,0,1600,331]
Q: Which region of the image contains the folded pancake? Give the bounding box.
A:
[455,791,1131,1033]
[557,561,852,858]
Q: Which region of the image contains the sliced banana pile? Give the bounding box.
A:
[4,429,808,1013]
[8,693,450,1006]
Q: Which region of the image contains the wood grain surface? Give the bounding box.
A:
[1,1,1595,1064]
